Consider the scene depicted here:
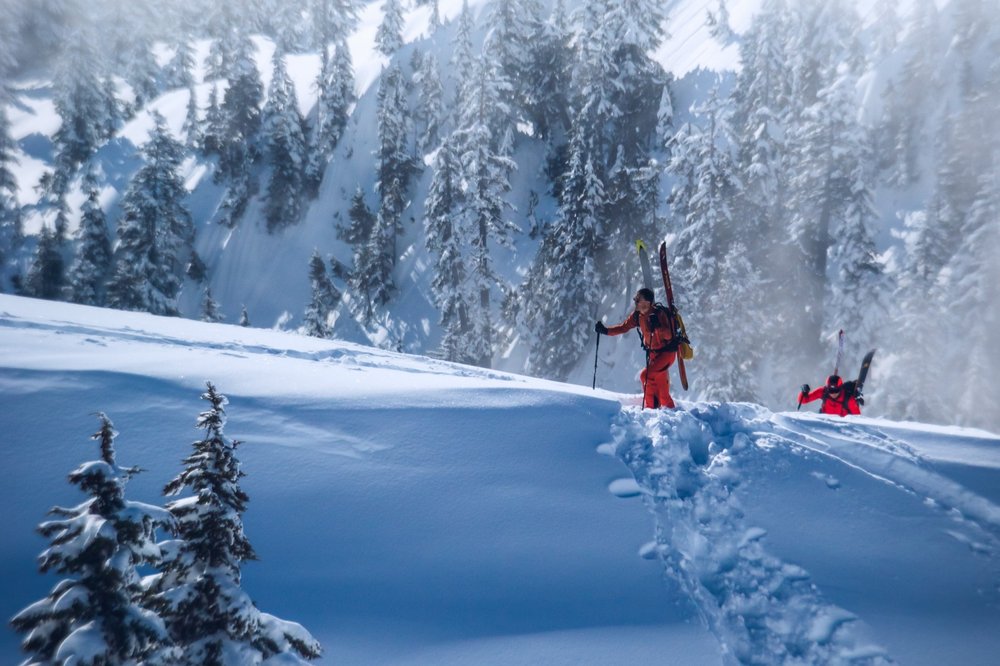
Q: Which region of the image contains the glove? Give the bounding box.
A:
[800,384,810,394]
[857,396,865,406]
[595,321,608,335]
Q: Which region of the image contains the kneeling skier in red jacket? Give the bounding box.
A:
[799,375,862,416]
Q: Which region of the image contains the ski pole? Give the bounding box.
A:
[592,333,600,390]
[641,352,650,410]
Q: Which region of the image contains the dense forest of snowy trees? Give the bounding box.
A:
[0,0,997,431]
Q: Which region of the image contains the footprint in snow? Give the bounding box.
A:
[811,470,841,489]
[608,477,642,498]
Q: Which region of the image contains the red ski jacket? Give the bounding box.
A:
[605,306,676,356]
[801,381,861,416]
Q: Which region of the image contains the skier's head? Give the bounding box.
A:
[634,288,655,306]
[826,375,843,391]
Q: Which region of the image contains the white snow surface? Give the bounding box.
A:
[2,293,1000,665]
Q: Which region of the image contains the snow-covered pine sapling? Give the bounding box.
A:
[10,413,175,665]
[150,382,322,664]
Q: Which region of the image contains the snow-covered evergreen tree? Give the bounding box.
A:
[46,24,110,200]
[523,125,603,380]
[571,0,667,287]
[262,51,307,232]
[216,31,263,226]
[359,64,418,312]
[945,162,1000,429]
[10,413,174,665]
[150,383,322,665]
[239,305,251,327]
[66,170,112,305]
[259,0,310,53]
[877,0,942,187]
[201,287,224,322]
[303,250,341,338]
[341,186,376,245]
[784,27,865,361]
[424,136,473,362]
[23,224,65,301]
[483,0,543,131]
[307,42,355,193]
[879,208,941,423]
[202,84,227,157]
[165,38,197,90]
[826,123,891,363]
[414,52,444,153]
[107,113,194,316]
[182,85,203,149]
[666,89,760,399]
[104,2,162,107]
[309,0,360,50]
[730,0,792,265]
[0,3,22,80]
[450,0,476,115]
[0,106,22,290]
[524,0,572,142]
[376,0,405,56]
[454,57,519,368]
[697,245,765,402]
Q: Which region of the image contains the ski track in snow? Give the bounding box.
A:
[611,403,1000,665]
[770,414,1000,546]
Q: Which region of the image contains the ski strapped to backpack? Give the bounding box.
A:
[659,241,691,391]
[636,239,654,292]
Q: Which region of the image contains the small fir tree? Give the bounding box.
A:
[376,0,405,56]
[340,186,376,245]
[0,106,23,289]
[414,52,444,153]
[306,42,355,193]
[303,250,342,338]
[424,136,473,362]
[66,170,112,305]
[150,384,322,664]
[201,287,225,322]
[10,413,174,665]
[183,85,203,149]
[201,84,226,156]
[23,224,65,300]
[262,51,307,232]
[107,112,194,315]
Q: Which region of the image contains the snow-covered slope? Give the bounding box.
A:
[2,294,999,664]
[2,0,756,385]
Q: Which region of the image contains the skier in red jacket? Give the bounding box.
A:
[596,288,680,409]
[799,375,862,416]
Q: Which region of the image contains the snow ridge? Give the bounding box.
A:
[612,405,893,665]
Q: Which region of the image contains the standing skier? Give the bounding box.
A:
[595,288,679,409]
[798,375,862,416]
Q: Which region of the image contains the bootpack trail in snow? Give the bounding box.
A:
[605,403,1000,665]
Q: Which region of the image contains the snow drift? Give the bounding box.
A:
[2,293,999,665]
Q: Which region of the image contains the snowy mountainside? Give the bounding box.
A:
[3,0,755,371]
[5,0,997,437]
[2,293,1000,664]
